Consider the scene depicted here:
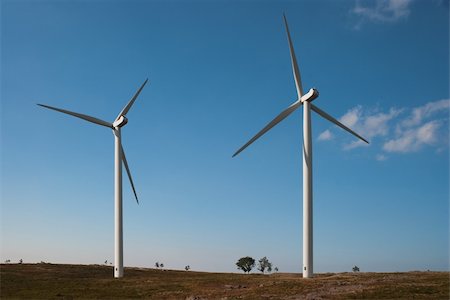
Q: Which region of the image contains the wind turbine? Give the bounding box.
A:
[232,15,368,278]
[38,79,148,278]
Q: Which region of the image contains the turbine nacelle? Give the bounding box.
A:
[300,88,319,103]
[113,115,128,128]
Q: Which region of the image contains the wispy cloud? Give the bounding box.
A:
[318,129,334,141]
[383,99,450,153]
[343,139,369,150]
[340,106,361,127]
[318,99,450,158]
[339,107,402,149]
[401,99,450,127]
[383,120,442,152]
[351,0,413,28]
[376,154,388,161]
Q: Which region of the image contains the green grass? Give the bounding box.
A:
[1,263,448,299]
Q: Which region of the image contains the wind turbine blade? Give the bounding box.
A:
[37,104,112,128]
[116,79,148,120]
[311,104,369,144]
[121,144,139,204]
[283,13,304,98]
[233,100,302,157]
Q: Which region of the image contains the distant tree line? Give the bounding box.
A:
[155,262,165,269]
[3,259,22,264]
[236,256,278,274]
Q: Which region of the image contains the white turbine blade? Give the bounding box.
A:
[311,104,369,144]
[37,104,112,128]
[283,13,304,98]
[116,79,148,120]
[121,144,139,204]
[233,100,302,157]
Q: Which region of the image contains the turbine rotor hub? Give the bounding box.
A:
[113,115,128,128]
[300,88,319,103]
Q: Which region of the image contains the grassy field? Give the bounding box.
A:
[1,263,448,299]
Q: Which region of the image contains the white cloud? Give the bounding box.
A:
[339,105,361,128]
[361,108,402,138]
[343,139,369,150]
[376,154,388,161]
[401,99,450,127]
[319,99,449,157]
[382,99,449,153]
[318,129,334,141]
[318,105,401,150]
[416,121,440,144]
[351,0,413,27]
[383,120,442,152]
[339,107,401,149]
[382,129,415,152]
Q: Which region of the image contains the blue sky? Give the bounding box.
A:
[1,0,448,273]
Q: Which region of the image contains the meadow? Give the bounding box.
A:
[1,263,448,299]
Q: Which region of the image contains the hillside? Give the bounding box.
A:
[1,263,448,299]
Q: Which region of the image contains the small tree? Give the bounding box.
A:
[257,256,272,274]
[185,265,190,271]
[352,265,360,272]
[274,267,279,272]
[160,263,164,268]
[19,259,23,264]
[236,256,255,274]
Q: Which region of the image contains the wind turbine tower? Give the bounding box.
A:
[38,79,148,278]
[233,15,368,278]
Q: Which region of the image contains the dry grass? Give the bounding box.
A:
[1,263,448,299]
